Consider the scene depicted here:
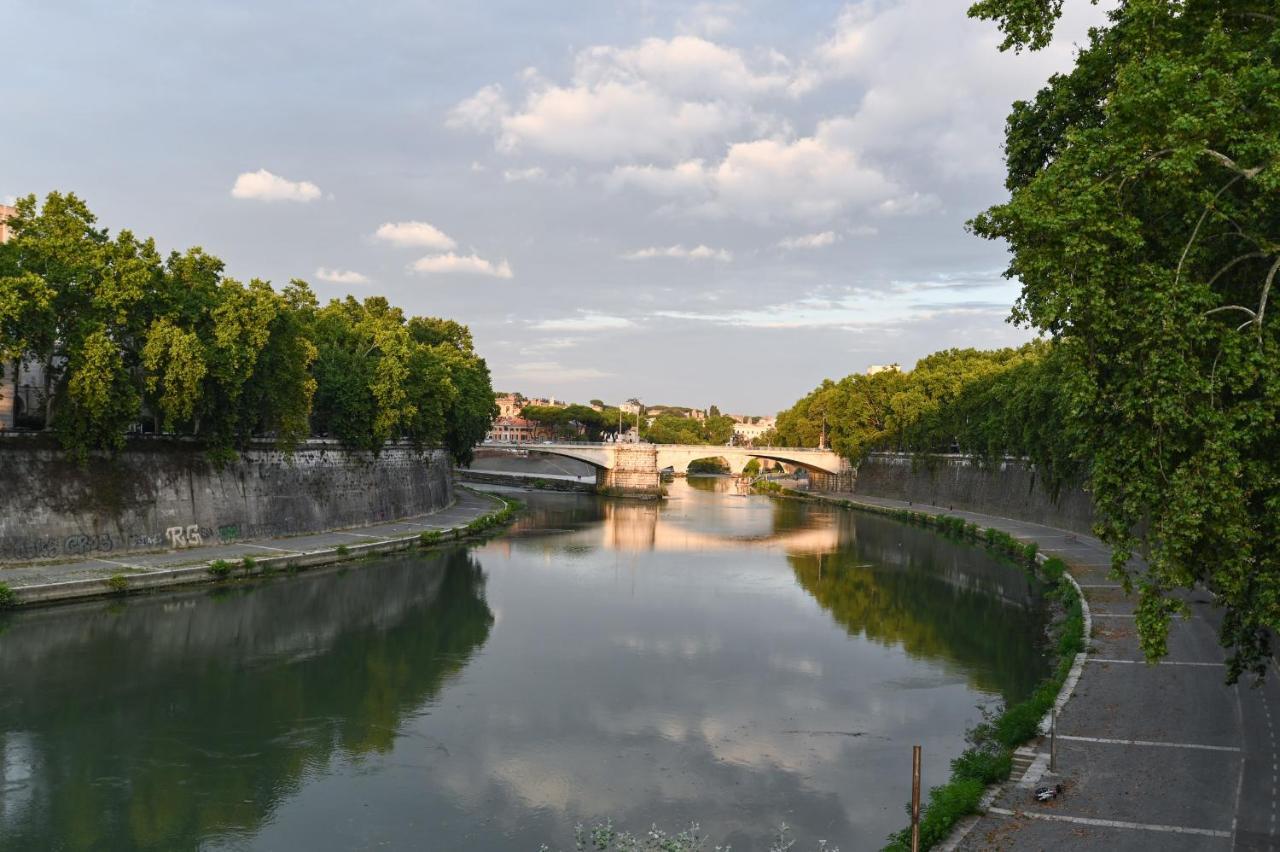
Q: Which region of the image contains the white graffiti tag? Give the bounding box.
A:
[165,525,204,549]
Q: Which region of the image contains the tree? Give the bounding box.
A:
[703,414,736,445]
[969,0,1280,678]
[0,192,496,464]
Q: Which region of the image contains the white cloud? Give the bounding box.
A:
[848,224,879,236]
[503,166,547,182]
[445,83,509,132]
[529,313,634,332]
[447,35,798,163]
[606,160,711,197]
[609,118,901,221]
[499,80,745,162]
[621,244,732,262]
[877,192,942,217]
[574,36,790,100]
[676,3,742,37]
[522,337,580,353]
[411,253,513,278]
[792,0,1110,179]
[777,231,837,250]
[314,267,370,285]
[504,360,612,382]
[374,220,457,250]
[230,169,321,202]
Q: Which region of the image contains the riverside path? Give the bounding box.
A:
[817,493,1280,851]
[0,488,505,606]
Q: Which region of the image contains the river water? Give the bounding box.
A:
[0,478,1049,851]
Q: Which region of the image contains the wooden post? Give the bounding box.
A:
[1050,709,1057,772]
[911,744,922,852]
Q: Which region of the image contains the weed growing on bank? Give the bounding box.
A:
[0,582,17,608]
[106,574,128,594]
[208,559,233,579]
[464,495,521,536]
[335,544,349,557]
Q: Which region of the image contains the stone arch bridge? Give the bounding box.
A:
[480,442,854,496]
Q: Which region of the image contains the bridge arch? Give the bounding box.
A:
[477,442,852,494]
[474,444,613,470]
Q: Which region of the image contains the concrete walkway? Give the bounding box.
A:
[0,488,504,604]
[825,494,1280,851]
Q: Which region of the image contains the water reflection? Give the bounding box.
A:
[0,550,491,851]
[0,481,1048,852]
[500,475,838,555]
[789,514,1046,699]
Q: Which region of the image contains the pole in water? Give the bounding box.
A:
[911,744,922,852]
[1050,709,1057,772]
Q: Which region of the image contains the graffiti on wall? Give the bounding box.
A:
[165,525,206,549]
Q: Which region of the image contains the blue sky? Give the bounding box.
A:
[0,0,1107,412]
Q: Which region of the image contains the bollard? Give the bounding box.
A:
[911,744,922,852]
[1050,709,1057,772]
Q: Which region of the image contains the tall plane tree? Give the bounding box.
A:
[969,0,1280,678]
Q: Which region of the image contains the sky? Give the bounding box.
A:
[0,0,1109,414]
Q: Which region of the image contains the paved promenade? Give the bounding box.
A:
[0,488,503,603]
[828,494,1280,851]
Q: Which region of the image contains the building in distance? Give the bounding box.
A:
[866,364,901,376]
[0,203,15,244]
[731,416,776,444]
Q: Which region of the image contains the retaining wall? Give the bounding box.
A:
[853,452,1094,536]
[0,436,452,562]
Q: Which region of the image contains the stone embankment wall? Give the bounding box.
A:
[0,436,452,562]
[853,452,1094,536]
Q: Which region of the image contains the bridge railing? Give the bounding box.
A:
[481,440,836,453]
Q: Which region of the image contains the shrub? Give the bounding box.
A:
[241,556,257,574]
[0,582,17,609]
[335,544,349,557]
[208,559,233,579]
[951,743,1011,785]
[419,530,444,546]
[884,778,986,851]
[106,574,128,594]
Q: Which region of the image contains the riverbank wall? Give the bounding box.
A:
[0,435,453,563]
[853,452,1094,536]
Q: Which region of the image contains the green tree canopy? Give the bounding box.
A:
[968,0,1280,677]
[0,192,495,465]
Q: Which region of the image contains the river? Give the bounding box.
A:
[0,478,1050,851]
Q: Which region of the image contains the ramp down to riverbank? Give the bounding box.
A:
[818,492,1278,851]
